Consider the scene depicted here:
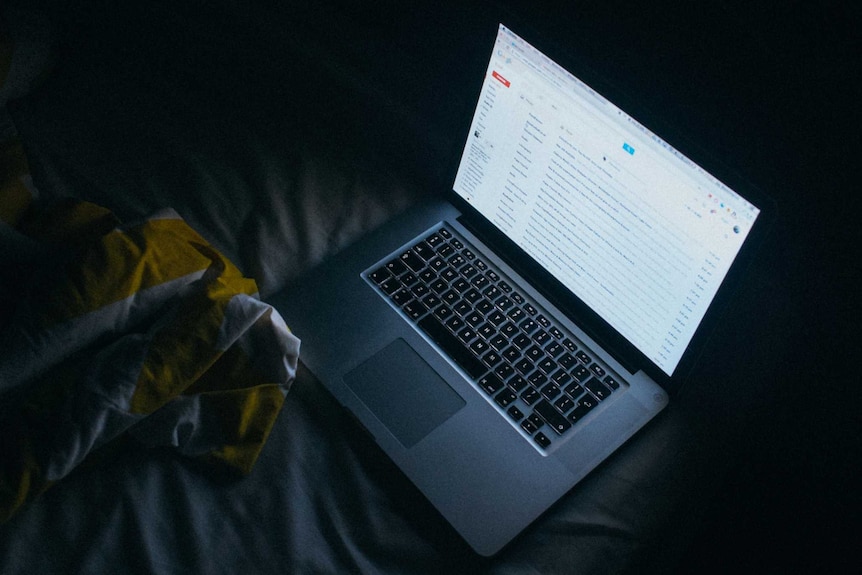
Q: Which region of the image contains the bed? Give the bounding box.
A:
[0,1,826,573]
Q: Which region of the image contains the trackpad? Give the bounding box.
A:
[344,339,466,448]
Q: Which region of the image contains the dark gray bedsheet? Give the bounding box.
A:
[3,0,855,573]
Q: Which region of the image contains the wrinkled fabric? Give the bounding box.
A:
[0,201,300,523]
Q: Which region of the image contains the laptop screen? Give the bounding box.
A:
[452,24,761,376]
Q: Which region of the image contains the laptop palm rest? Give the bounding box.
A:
[344,338,466,448]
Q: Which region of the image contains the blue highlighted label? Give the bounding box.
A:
[623,143,635,155]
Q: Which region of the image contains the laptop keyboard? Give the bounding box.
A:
[365,224,624,451]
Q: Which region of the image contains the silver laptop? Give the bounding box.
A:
[271,23,769,556]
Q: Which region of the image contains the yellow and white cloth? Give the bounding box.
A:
[0,182,300,523]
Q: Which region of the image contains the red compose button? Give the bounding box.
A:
[492,70,510,87]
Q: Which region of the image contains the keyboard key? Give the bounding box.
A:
[494,363,514,381]
[477,322,496,340]
[433,305,453,321]
[545,341,564,357]
[438,227,452,239]
[482,350,502,368]
[604,375,621,390]
[483,285,501,300]
[537,357,558,375]
[451,277,469,293]
[514,358,534,375]
[486,310,506,326]
[429,257,446,271]
[558,352,577,370]
[500,322,518,338]
[536,314,551,328]
[442,290,459,305]
[413,242,436,261]
[507,405,525,421]
[553,395,574,413]
[457,327,477,344]
[430,278,448,294]
[562,338,578,352]
[568,395,597,423]
[444,316,464,332]
[520,418,538,435]
[507,307,526,323]
[475,298,494,315]
[590,364,607,378]
[425,233,444,248]
[453,301,472,317]
[448,253,466,268]
[576,350,592,365]
[370,266,390,284]
[507,374,528,393]
[418,315,486,379]
[534,431,552,448]
[584,377,612,401]
[534,400,572,435]
[494,389,517,408]
[511,332,531,349]
[564,382,584,398]
[471,274,490,290]
[495,296,514,311]
[502,346,521,363]
[380,276,401,295]
[524,345,544,362]
[419,268,436,283]
[440,266,458,282]
[489,334,508,351]
[437,243,455,258]
[410,283,430,299]
[551,369,572,386]
[403,299,427,320]
[478,373,505,395]
[465,311,484,328]
[523,303,538,316]
[386,258,408,276]
[519,318,538,334]
[540,383,561,400]
[521,387,541,405]
[571,364,590,382]
[400,250,426,272]
[533,330,551,346]
[421,294,441,309]
[464,288,482,304]
[469,338,489,356]
[528,371,548,387]
[527,413,544,430]
[392,288,412,306]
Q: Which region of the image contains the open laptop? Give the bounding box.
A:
[271,23,770,556]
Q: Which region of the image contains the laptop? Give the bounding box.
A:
[271,23,770,556]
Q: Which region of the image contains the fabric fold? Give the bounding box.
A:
[0,199,300,523]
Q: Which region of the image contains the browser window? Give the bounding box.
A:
[453,25,761,375]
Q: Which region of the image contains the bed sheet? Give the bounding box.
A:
[0,3,746,573]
